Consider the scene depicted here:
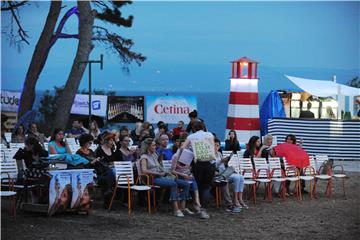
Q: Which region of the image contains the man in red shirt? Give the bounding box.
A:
[172,120,185,141]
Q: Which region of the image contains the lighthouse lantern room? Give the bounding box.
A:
[226,57,260,143]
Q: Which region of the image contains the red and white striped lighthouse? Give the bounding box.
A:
[225,57,260,143]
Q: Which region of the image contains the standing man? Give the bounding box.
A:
[299,102,315,119]
[182,121,215,219]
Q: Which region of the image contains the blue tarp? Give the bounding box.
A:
[49,154,89,166]
[260,91,286,136]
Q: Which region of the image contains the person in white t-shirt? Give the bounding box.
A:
[181,121,215,219]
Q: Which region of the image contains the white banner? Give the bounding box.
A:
[70,94,108,117]
[146,96,197,124]
[1,90,21,112]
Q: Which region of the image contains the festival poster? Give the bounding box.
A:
[146,96,197,124]
[48,170,72,216]
[70,169,94,209]
[107,96,144,122]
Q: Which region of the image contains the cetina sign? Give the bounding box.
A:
[1,90,21,112]
[146,96,197,124]
[70,94,107,117]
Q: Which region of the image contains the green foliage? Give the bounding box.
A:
[38,86,64,135]
[347,77,360,88]
[78,88,116,96]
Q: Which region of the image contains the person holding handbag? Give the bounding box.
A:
[181,121,215,219]
[140,138,191,217]
[214,138,247,213]
[171,139,202,215]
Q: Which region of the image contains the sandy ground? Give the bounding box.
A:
[2,172,359,240]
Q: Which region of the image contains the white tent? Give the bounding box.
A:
[285,75,360,118]
[285,75,360,97]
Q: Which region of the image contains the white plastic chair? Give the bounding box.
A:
[238,158,256,204]
[109,161,152,215]
[313,155,333,198]
[283,157,301,200]
[253,158,272,202]
[299,156,316,199]
[268,157,286,200]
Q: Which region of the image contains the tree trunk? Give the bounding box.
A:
[17,1,62,119]
[53,1,94,130]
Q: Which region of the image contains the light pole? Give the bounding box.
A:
[79,54,104,126]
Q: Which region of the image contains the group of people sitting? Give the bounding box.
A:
[3,109,307,219]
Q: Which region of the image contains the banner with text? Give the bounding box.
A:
[1,90,21,112]
[107,96,144,123]
[70,94,108,117]
[146,96,197,124]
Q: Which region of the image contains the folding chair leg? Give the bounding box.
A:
[152,189,156,213]
[313,179,318,198]
[128,188,131,216]
[253,184,256,205]
[268,183,272,202]
[108,188,117,210]
[11,196,16,219]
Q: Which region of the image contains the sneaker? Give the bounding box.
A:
[232,206,242,213]
[225,205,234,212]
[199,210,210,219]
[174,210,185,217]
[240,203,249,209]
[182,208,195,215]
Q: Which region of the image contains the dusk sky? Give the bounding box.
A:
[1,1,359,94]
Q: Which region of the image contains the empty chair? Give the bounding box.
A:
[299,156,316,199]
[108,161,152,215]
[313,155,333,198]
[253,158,272,202]
[268,157,286,200]
[238,158,256,204]
[331,162,347,198]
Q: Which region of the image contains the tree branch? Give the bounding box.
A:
[1,1,28,11]
[57,33,79,39]
[8,1,29,45]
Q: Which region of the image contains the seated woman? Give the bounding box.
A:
[117,135,138,162]
[11,124,26,143]
[48,128,72,154]
[243,136,261,161]
[171,139,201,214]
[258,134,274,160]
[27,123,47,145]
[214,138,247,213]
[140,138,191,217]
[89,120,101,140]
[224,130,241,153]
[284,134,306,195]
[76,133,115,209]
[95,132,121,170]
[22,137,49,168]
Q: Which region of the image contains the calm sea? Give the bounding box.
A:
[33,90,269,140]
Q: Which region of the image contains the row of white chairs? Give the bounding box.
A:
[222,151,346,202]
